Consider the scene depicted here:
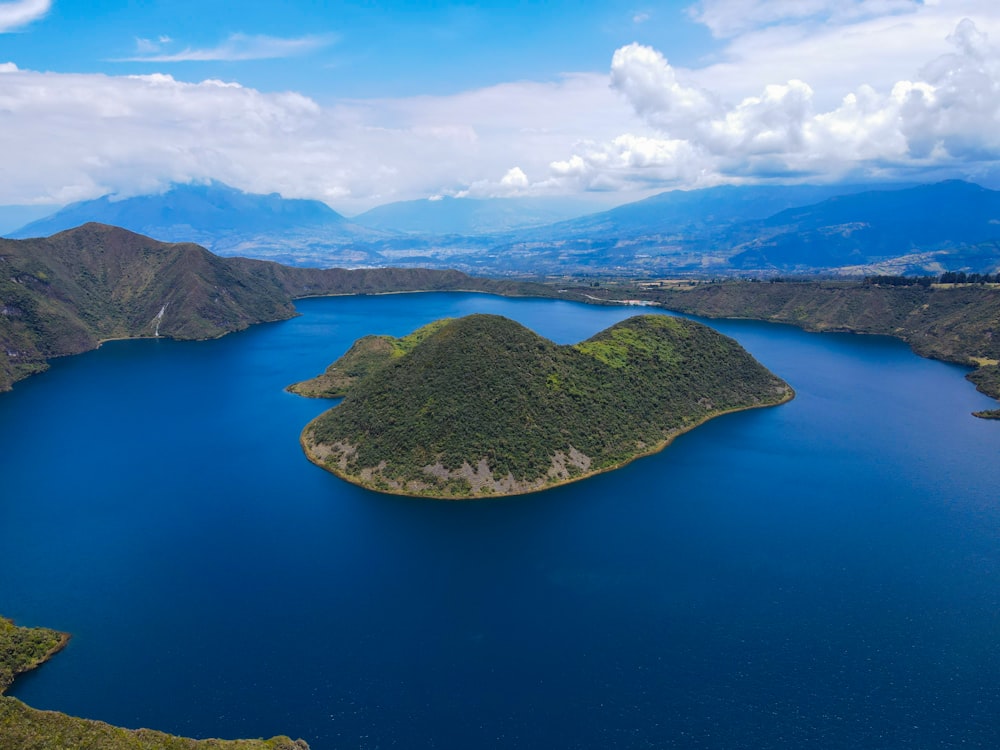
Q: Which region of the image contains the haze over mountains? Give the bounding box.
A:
[6,180,1000,277]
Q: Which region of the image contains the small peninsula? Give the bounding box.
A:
[295,314,793,498]
[0,616,309,750]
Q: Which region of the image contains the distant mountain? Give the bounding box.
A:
[459,180,1000,276]
[516,183,903,242]
[9,180,1000,277]
[9,182,391,266]
[352,196,601,235]
[0,223,557,392]
[11,181,345,239]
[726,180,1000,272]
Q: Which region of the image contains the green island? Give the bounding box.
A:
[294,314,793,499]
[3,225,998,421]
[561,278,1000,418]
[0,616,308,749]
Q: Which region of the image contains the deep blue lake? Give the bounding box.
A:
[2,292,1000,749]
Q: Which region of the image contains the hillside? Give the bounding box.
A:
[0,616,308,749]
[296,314,792,498]
[569,279,1000,415]
[0,223,557,393]
[726,181,1000,272]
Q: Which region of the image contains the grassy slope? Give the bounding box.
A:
[570,281,1000,411]
[288,319,453,397]
[299,314,792,498]
[0,224,558,392]
[0,617,308,750]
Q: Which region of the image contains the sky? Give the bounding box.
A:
[2,0,1000,214]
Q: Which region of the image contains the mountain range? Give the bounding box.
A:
[351,195,601,235]
[6,180,1000,277]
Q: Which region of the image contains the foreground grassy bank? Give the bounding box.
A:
[0,617,308,750]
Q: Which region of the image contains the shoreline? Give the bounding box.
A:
[7,285,997,413]
[300,385,795,501]
[0,616,309,749]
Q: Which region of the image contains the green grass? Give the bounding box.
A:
[0,616,309,749]
[568,280,1000,416]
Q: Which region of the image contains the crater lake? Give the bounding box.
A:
[2,293,999,749]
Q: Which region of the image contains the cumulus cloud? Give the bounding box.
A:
[0,0,50,33]
[3,4,1000,210]
[0,66,639,209]
[116,33,336,63]
[538,17,1000,193]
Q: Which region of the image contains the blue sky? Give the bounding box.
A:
[2,0,714,98]
[2,1,1000,212]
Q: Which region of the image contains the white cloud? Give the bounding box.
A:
[0,0,49,33]
[0,66,643,210]
[500,167,529,189]
[687,0,921,39]
[117,33,336,63]
[3,2,1000,211]
[685,0,1000,110]
[610,43,719,136]
[541,16,1000,193]
[134,37,160,55]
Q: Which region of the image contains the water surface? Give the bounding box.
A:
[2,293,999,749]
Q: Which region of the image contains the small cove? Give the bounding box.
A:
[2,292,999,749]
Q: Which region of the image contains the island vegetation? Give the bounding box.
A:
[4,223,998,423]
[295,314,793,498]
[558,277,1000,418]
[0,616,308,750]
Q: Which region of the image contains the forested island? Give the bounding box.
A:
[295,314,793,498]
[565,278,1000,418]
[0,616,308,750]
[3,224,998,420]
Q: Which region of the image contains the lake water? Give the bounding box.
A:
[2,293,999,749]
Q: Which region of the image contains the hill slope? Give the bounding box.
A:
[727,180,1000,272]
[569,278,1000,416]
[297,314,792,498]
[0,223,557,392]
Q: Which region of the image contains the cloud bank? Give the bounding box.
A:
[1,1,1000,210]
[539,16,1000,194]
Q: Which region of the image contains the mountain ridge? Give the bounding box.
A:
[0,223,557,392]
